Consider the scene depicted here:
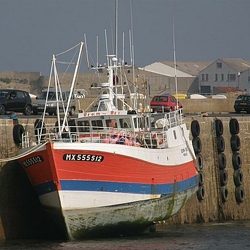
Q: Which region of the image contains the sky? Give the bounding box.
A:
[1,0,250,76]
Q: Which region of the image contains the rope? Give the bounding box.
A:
[0,141,49,163]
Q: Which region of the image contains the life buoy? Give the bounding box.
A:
[216,136,225,153]
[230,118,239,135]
[233,169,243,187]
[192,136,202,153]
[198,171,204,186]
[221,186,229,203]
[34,119,46,140]
[13,124,24,144]
[235,185,244,203]
[218,152,226,170]
[191,120,200,137]
[219,169,228,186]
[215,119,223,136]
[232,152,242,170]
[230,134,241,152]
[196,153,203,170]
[197,185,205,201]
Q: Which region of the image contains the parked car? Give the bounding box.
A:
[150,93,182,113]
[0,89,32,115]
[32,88,76,116]
[234,94,250,114]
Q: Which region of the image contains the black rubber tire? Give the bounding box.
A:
[230,118,239,135]
[34,119,46,140]
[69,107,75,116]
[219,169,228,186]
[197,185,205,201]
[233,169,243,187]
[221,186,229,203]
[215,119,223,136]
[68,119,76,133]
[192,137,202,153]
[198,171,204,186]
[218,152,227,170]
[0,104,6,115]
[235,185,244,203]
[196,153,203,170]
[23,105,32,115]
[230,134,241,152]
[13,124,24,144]
[217,136,225,153]
[191,120,200,137]
[232,152,242,170]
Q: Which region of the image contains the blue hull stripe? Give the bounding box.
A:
[35,176,198,197]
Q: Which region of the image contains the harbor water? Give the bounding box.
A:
[0,220,250,249]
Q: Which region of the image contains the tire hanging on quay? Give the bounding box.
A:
[229,118,239,135]
[13,124,24,144]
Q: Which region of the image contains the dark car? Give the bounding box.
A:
[150,93,182,113]
[0,89,32,115]
[234,94,250,114]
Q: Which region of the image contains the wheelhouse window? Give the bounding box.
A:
[119,118,131,128]
[77,120,90,132]
[91,120,104,130]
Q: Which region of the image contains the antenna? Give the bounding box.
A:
[172,4,179,109]
[105,29,109,66]
[84,33,90,69]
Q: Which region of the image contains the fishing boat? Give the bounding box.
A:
[15,41,199,240]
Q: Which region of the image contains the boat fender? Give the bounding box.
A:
[215,119,223,136]
[192,136,202,153]
[233,169,243,187]
[221,186,229,203]
[13,124,24,144]
[235,185,244,203]
[219,169,228,186]
[191,120,200,137]
[232,152,242,170]
[229,118,239,135]
[216,135,225,153]
[197,185,205,201]
[196,153,203,170]
[198,171,204,186]
[218,152,227,170]
[230,134,241,152]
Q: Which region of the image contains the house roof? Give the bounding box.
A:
[218,58,250,72]
[214,86,245,93]
[161,61,212,76]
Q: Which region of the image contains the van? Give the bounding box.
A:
[32,88,76,116]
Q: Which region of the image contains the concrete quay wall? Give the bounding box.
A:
[0,116,249,239]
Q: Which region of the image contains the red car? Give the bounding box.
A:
[150,93,182,113]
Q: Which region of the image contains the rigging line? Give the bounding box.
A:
[55,42,81,57]
[84,33,90,69]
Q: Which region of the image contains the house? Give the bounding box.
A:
[198,58,250,95]
[139,61,211,97]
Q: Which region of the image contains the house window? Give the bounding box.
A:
[217,62,222,68]
[202,74,204,81]
[230,74,236,81]
[221,74,224,81]
[215,74,218,82]
[205,74,208,81]
[248,76,250,82]
[227,74,229,81]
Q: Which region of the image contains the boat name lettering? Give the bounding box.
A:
[22,156,44,168]
[63,154,104,162]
